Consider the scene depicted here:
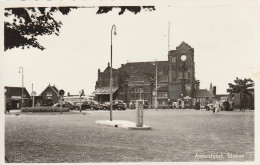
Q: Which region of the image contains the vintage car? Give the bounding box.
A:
[101,100,126,110]
[74,100,101,110]
[53,101,75,110]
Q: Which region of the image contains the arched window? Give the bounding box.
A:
[130,87,147,100]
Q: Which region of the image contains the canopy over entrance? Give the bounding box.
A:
[93,87,118,95]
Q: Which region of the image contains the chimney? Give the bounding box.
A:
[210,83,212,91]
[213,86,216,96]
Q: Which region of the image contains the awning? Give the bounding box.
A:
[93,87,118,95]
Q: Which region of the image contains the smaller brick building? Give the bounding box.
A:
[39,84,59,106]
[5,86,31,109]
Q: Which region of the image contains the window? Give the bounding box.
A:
[158,92,168,98]
[130,87,147,100]
[179,62,183,68]
[171,57,176,63]
[160,75,168,82]
[184,71,188,79]
[46,92,52,96]
[171,64,176,69]
[133,76,144,82]
[172,71,177,79]
[178,72,183,79]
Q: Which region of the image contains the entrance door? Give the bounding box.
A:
[11,100,20,109]
[47,99,53,106]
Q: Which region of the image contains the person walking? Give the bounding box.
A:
[214,101,220,113]
[172,101,177,110]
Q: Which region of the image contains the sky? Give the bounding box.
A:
[1,0,260,96]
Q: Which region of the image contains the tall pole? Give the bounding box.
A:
[168,22,170,51]
[110,25,117,121]
[19,67,24,108]
[5,88,7,113]
[155,60,158,110]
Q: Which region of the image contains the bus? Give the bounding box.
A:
[63,95,94,105]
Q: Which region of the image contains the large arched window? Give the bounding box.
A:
[130,87,148,100]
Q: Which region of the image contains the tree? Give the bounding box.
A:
[97,6,155,15]
[4,6,155,51]
[227,77,254,110]
[4,7,77,51]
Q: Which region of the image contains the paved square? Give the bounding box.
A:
[5,110,254,162]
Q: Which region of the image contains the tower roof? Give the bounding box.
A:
[176,41,192,49]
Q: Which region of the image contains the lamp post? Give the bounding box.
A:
[153,60,158,110]
[19,67,24,108]
[110,25,117,121]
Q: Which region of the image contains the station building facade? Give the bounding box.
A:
[93,42,216,108]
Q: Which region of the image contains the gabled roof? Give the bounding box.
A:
[39,84,59,96]
[192,89,215,98]
[169,41,193,55]
[176,41,192,49]
[119,61,169,77]
[103,66,118,73]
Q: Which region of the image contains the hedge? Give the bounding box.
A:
[21,106,70,112]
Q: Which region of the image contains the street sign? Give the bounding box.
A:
[59,89,65,96]
[31,91,36,96]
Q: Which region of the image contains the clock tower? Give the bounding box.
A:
[168,41,196,100]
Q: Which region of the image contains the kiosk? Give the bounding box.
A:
[136,100,144,127]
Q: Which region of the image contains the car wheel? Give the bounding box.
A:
[90,107,94,110]
[75,107,79,110]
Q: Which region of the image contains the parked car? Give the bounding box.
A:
[222,101,233,111]
[53,101,75,110]
[101,100,126,110]
[74,100,101,110]
[114,100,126,110]
[205,103,214,111]
[100,102,110,110]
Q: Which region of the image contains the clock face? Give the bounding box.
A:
[181,55,187,61]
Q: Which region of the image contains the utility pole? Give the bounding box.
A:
[19,67,24,108]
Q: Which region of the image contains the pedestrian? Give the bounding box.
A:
[172,101,177,109]
[176,100,180,109]
[214,101,220,113]
[225,100,230,111]
[129,102,133,109]
[6,102,10,113]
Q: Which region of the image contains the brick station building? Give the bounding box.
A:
[93,42,216,108]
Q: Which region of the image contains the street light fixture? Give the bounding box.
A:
[19,67,24,108]
[110,25,117,121]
